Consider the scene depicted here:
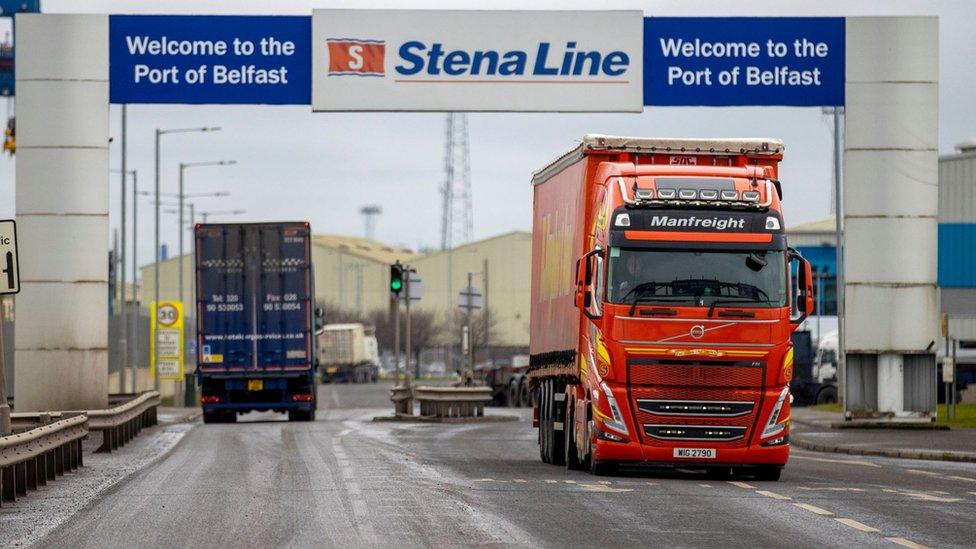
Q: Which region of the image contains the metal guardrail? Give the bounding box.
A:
[413,386,493,418]
[0,414,88,505]
[10,411,64,433]
[390,385,413,415]
[71,391,161,453]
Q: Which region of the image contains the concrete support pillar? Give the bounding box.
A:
[843,17,938,418]
[14,14,109,411]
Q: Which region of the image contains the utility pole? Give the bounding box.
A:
[131,170,138,393]
[467,271,474,377]
[119,104,128,394]
[831,107,845,409]
[0,296,9,435]
[404,266,412,385]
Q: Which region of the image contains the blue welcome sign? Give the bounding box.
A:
[643,17,845,106]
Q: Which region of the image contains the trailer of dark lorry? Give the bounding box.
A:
[195,222,318,423]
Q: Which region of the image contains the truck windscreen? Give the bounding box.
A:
[606,248,787,307]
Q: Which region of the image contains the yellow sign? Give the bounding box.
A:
[151,301,185,381]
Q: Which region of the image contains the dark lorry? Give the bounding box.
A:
[195,222,319,423]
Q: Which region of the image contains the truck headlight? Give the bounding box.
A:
[594,382,629,437]
[761,386,790,439]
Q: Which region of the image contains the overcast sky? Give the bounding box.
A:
[0,0,971,277]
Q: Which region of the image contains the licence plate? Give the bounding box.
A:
[247,379,264,391]
[673,448,716,459]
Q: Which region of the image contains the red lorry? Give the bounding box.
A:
[530,135,813,479]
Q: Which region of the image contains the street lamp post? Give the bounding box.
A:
[178,160,235,310]
[153,126,219,391]
[112,168,139,392]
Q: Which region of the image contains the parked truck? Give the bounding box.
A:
[529,135,813,479]
[317,323,380,383]
[195,222,319,423]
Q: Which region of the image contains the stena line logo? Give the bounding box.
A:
[326,39,631,82]
[327,38,386,76]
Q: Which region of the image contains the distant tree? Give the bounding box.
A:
[367,307,438,365]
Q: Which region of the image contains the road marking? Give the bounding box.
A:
[475,478,494,482]
[892,490,962,503]
[545,479,557,484]
[756,490,791,501]
[793,503,834,516]
[946,475,976,483]
[698,483,712,488]
[563,480,577,484]
[905,469,942,476]
[834,518,880,533]
[791,454,880,467]
[798,486,866,492]
[886,537,931,549]
[513,479,527,483]
[578,483,633,493]
[338,428,352,437]
[728,481,756,489]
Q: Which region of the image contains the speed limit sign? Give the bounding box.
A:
[156,303,179,327]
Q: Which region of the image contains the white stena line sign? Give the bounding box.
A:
[311,10,644,112]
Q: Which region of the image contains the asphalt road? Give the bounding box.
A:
[38,382,976,548]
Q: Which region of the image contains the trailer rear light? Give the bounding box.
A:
[200,396,220,404]
[657,188,677,199]
[721,190,739,200]
[532,405,539,428]
[291,393,314,402]
[742,190,761,202]
[634,188,654,200]
[678,189,698,200]
[699,189,718,200]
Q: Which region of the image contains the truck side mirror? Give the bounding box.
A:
[788,248,813,325]
[575,248,603,319]
[314,307,325,330]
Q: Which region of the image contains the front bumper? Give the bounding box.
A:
[593,435,789,466]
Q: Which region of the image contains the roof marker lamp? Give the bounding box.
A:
[634,188,654,200]
[678,189,698,200]
[721,190,740,201]
[615,213,631,227]
[657,188,677,199]
[742,190,761,202]
[699,189,719,200]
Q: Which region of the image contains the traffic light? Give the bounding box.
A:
[390,263,404,296]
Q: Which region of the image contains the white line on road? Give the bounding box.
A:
[793,503,834,516]
[834,518,880,533]
[698,483,712,488]
[756,490,791,501]
[728,481,757,489]
[791,454,881,467]
[886,537,931,549]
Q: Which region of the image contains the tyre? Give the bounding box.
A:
[549,381,566,467]
[754,466,782,482]
[539,381,550,463]
[564,397,584,470]
[816,386,838,405]
[202,411,221,424]
[288,409,313,422]
[705,466,733,480]
[518,380,530,408]
[590,459,617,476]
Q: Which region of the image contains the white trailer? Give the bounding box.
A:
[316,323,380,383]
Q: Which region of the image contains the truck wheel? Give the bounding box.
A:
[754,466,782,482]
[564,396,584,470]
[590,460,617,476]
[518,380,530,407]
[816,386,838,405]
[549,380,566,466]
[539,381,550,463]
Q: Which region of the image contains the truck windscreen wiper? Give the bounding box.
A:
[628,295,693,317]
[706,297,770,318]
